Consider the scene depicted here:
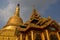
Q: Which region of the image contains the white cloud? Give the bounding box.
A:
[0,3,14,21]
[0,1,16,27]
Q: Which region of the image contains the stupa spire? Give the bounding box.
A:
[14,4,20,16]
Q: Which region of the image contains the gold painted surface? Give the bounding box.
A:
[42,32,45,40]
[45,30,50,40]
[25,34,28,40]
[4,26,16,30]
[7,16,23,25]
[56,32,60,40]
[5,4,23,26]
[31,31,34,40]
[20,33,22,40]
[0,36,17,40]
[14,4,20,16]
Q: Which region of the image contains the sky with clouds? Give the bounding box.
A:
[0,0,60,28]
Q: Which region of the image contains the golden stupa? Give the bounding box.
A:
[4,4,23,30]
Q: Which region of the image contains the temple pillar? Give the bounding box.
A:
[16,37,18,40]
[56,32,60,40]
[31,31,34,40]
[20,33,22,40]
[41,32,45,40]
[45,30,50,40]
[25,34,28,40]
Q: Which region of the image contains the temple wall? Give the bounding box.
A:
[0,30,17,40]
[0,36,17,40]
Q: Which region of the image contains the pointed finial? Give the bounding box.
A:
[32,4,37,14]
[33,4,35,9]
[32,4,36,11]
[30,4,41,20]
[48,16,51,19]
[14,3,20,16]
[17,3,20,6]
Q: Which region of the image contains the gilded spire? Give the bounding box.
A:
[14,4,20,16]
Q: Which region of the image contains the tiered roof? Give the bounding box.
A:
[18,8,60,32]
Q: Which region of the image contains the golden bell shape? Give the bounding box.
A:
[5,4,23,27]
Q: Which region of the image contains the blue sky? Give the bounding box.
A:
[0,0,60,28]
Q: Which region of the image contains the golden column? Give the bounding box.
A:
[16,37,18,40]
[25,34,28,40]
[41,32,45,40]
[20,33,22,40]
[31,31,34,40]
[45,30,50,40]
[56,32,60,40]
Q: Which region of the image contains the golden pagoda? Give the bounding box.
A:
[0,4,60,40]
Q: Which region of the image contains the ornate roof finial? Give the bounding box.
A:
[32,4,35,9]
[14,3,20,16]
[30,5,41,20]
[32,4,36,12]
[17,3,20,6]
[48,16,51,19]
